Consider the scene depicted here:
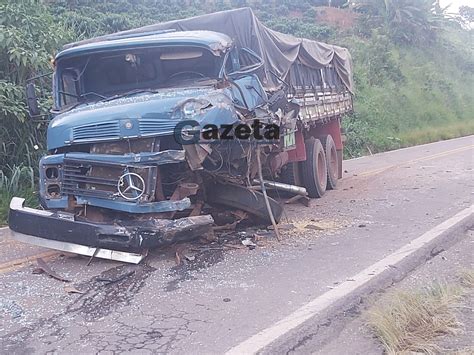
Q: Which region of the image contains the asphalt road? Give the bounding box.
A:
[0,135,473,354]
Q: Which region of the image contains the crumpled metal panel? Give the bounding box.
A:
[9,197,214,255]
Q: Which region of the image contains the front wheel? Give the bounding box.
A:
[302,137,327,198]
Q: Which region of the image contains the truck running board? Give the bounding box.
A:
[11,232,146,264]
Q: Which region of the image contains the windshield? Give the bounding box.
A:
[55,46,223,109]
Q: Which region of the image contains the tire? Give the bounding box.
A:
[277,162,303,197]
[279,162,303,187]
[302,137,327,198]
[321,134,338,190]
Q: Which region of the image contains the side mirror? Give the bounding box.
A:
[26,82,40,117]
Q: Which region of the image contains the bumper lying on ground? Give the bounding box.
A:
[8,197,214,264]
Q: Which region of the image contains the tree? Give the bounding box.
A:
[0,0,74,169]
[459,6,474,24]
[353,0,449,44]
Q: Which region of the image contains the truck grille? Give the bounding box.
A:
[62,159,156,201]
[72,122,121,142]
[138,118,176,135]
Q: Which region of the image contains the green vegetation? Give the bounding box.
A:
[1,1,73,169]
[342,26,474,156]
[0,0,473,224]
[0,165,37,225]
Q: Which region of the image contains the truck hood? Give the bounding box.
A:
[47,87,239,150]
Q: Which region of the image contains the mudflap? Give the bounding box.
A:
[8,197,214,264]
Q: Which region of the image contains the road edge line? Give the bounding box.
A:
[225,205,474,355]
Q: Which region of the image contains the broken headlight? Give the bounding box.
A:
[181,99,212,119]
[41,164,62,199]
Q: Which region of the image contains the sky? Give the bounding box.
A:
[439,0,472,14]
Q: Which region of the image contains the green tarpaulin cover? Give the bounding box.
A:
[64,7,354,93]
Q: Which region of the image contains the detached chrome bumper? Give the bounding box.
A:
[8,197,214,264]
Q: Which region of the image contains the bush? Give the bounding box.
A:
[0,165,37,225]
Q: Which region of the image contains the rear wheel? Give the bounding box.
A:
[302,137,327,198]
[321,134,338,190]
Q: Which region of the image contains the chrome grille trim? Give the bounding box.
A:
[72,122,121,142]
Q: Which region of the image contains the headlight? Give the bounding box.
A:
[41,164,62,199]
[181,99,212,118]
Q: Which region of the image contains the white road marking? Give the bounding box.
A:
[225,205,474,355]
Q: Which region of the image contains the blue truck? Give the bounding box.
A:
[9,8,353,263]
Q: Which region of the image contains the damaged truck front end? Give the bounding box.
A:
[11,9,355,263]
[10,30,287,262]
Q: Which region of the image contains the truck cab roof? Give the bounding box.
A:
[55,30,233,61]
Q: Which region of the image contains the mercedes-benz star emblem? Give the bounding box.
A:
[117,172,145,200]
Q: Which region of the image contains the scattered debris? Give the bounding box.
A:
[34,258,70,282]
[184,254,196,262]
[96,270,135,285]
[223,244,247,250]
[174,245,190,265]
[273,223,295,231]
[241,238,257,249]
[285,194,311,207]
[223,298,231,302]
[304,224,325,231]
[86,248,100,266]
[253,230,275,241]
[430,246,445,257]
[279,217,344,239]
[64,285,85,294]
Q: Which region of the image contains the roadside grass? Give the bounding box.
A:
[0,166,38,226]
[448,348,474,355]
[367,279,470,354]
[342,28,474,158]
[459,269,474,289]
[398,120,474,148]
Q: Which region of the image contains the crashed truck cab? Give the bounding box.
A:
[10,8,354,263]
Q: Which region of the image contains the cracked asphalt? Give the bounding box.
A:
[0,135,473,354]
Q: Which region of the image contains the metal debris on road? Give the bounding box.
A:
[34,257,70,282]
[184,254,196,262]
[241,238,257,249]
[64,285,85,294]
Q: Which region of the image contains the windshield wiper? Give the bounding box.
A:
[102,88,159,102]
[59,91,107,100]
[82,92,107,100]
